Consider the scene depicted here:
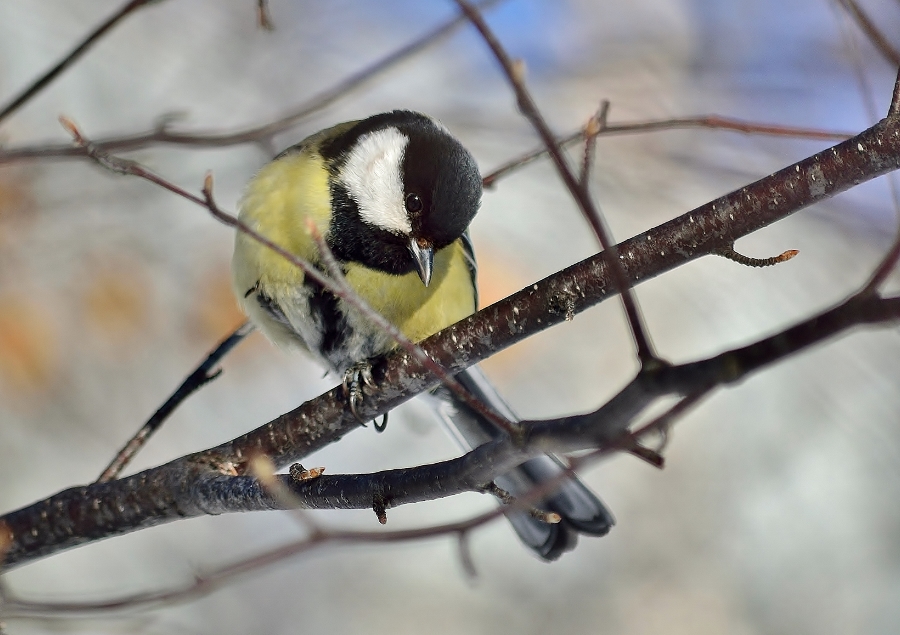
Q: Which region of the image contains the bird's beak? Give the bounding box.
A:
[408,238,434,287]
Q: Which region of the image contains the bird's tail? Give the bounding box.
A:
[426,366,614,560]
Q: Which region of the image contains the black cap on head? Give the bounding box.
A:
[323,110,482,275]
[401,117,482,249]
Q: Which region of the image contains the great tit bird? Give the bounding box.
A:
[232,110,614,560]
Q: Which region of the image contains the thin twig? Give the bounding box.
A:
[1,114,853,167]
[0,0,162,125]
[579,100,609,191]
[717,247,799,268]
[479,482,561,524]
[96,321,255,483]
[0,0,505,164]
[481,116,852,188]
[456,532,478,579]
[621,391,708,456]
[256,0,274,30]
[891,65,900,119]
[836,0,900,66]
[0,502,512,616]
[455,0,658,365]
[59,116,350,306]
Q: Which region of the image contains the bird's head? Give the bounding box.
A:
[323,110,482,286]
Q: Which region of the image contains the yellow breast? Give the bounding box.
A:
[343,239,476,344]
[232,139,476,361]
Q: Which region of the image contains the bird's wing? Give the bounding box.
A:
[459,230,478,311]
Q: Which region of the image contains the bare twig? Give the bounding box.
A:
[479,482,561,524]
[836,0,900,66]
[481,115,852,188]
[0,0,504,164]
[717,247,799,268]
[578,100,609,191]
[456,532,478,579]
[891,66,900,118]
[456,0,658,364]
[0,0,163,125]
[96,321,255,483]
[59,115,363,319]
[0,499,522,617]
[1,113,853,167]
[256,0,274,30]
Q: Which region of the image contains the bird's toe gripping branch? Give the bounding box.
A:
[341,360,388,431]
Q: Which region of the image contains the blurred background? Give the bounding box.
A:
[1,0,900,633]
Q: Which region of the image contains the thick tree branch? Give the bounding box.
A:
[3,107,900,569]
[2,400,697,617]
[4,290,900,572]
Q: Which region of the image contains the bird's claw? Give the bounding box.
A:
[343,361,376,424]
[342,361,389,431]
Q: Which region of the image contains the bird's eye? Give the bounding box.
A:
[405,193,423,214]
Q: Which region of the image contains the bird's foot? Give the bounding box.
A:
[342,361,376,423]
[342,361,389,431]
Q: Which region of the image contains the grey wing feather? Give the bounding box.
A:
[459,230,478,310]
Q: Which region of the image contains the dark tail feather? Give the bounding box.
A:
[427,366,614,561]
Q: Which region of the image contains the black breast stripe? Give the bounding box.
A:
[303,276,346,359]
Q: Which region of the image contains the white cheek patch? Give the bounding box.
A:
[340,127,411,235]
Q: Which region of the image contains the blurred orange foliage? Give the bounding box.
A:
[0,298,59,395]
[80,257,154,356]
[474,244,531,374]
[189,263,247,342]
